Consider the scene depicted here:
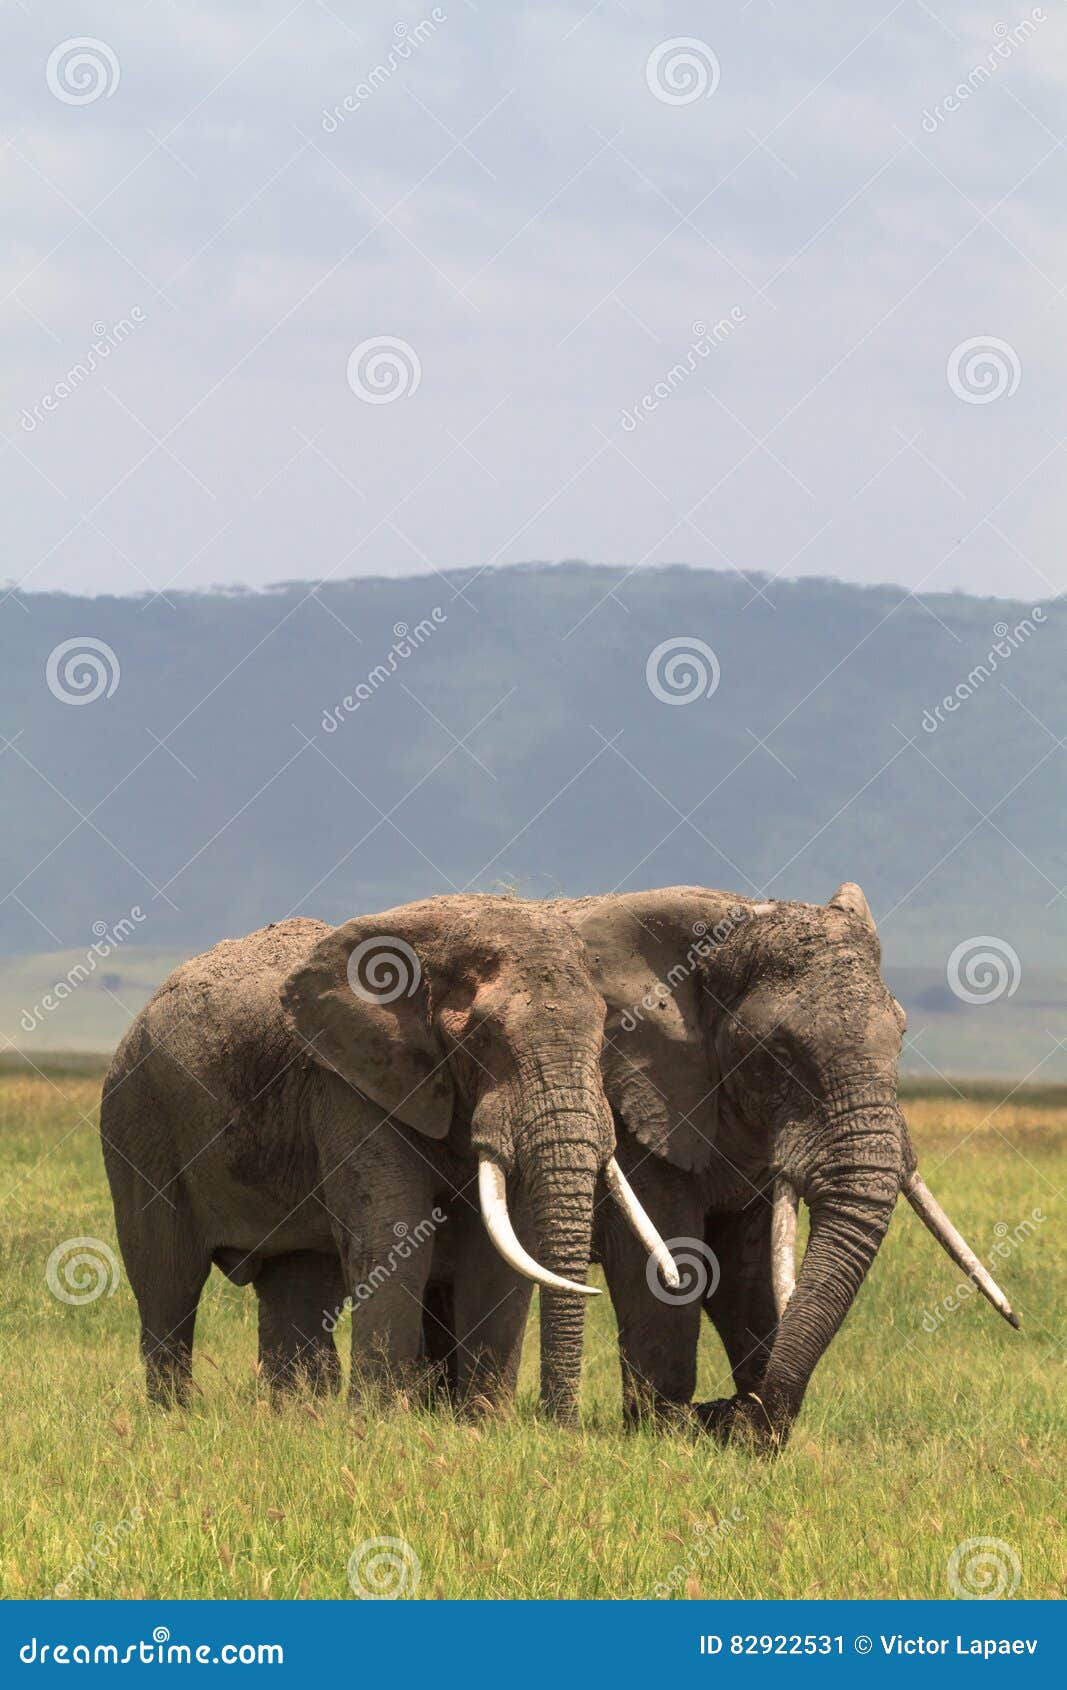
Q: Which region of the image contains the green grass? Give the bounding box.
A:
[0,1073,1062,1600]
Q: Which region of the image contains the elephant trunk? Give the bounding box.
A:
[758,1100,904,1435]
[512,1075,606,1425]
[478,1160,599,1297]
[527,1158,598,1424]
[476,1061,678,1423]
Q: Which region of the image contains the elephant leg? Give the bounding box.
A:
[450,1183,533,1412]
[318,1122,438,1404]
[596,1153,704,1429]
[703,1201,779,1396]
[421,1279,459,1402]
[126,1216,211,1406]
[102,1099,211,1405]
[255,1250,345,1397]
[343,1231,434,1402]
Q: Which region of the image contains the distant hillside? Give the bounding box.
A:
[1,565,1062,1076]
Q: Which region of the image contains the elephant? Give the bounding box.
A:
[551,880,1019,1446]
[98,896,675,1423]
[413,882,1018,1446]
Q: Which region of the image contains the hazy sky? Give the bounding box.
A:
[3,1,1064,600]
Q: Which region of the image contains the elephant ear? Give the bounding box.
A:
[827,882,876,931]
[281,909,454,1139]
[575,895,724,1173]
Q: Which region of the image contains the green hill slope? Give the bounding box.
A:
[1,565,1062,1075]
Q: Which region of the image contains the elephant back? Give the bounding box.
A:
[103,918,333,1114]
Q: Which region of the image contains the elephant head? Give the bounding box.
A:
[281,894,676,1421]
[566,882,1017,1444]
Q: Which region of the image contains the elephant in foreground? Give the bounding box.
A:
[99,897,674,1423]
[551,881,1018,1446]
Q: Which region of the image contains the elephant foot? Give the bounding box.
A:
[692,1391,790,1453]
[261,1346,343,1402]
[264,1367,342,1409]
[146,1377,194,1410]
[415,1365,454,1412]
[461,1391,513,1422]
[145,1350,196,1409]
[348,1367,427,1417]
[622,1397,696,1436]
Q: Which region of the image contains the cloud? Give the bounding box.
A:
[2,0,1064,599]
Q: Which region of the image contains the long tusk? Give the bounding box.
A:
[603,1158,681,1290]
[477,1160,600,1297]
[904,1172,1020,1329]
[771,1176,798,1320]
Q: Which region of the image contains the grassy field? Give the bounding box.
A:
[0,1067,1062,1601]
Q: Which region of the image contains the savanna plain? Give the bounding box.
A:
[1,1063,1063,1601]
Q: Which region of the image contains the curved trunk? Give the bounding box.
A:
[758,1103,903,1433]
[513,1082,604,1425]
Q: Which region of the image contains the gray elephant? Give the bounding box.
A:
[99,896,674,1423]
[551,881,1018,1447]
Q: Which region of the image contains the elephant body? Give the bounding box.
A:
[102,886,1015,1443]
[101,918,479,1403]
[553,884,912,1440]
[99,898,650,1420]
[416,883,1013,1443]
[557,884,1016,1442]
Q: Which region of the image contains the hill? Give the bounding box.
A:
[0,565,1062,1076]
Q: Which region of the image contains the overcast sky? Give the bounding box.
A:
[3,1,1064,600]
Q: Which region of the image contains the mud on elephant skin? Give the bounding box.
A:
[99,896,676,1424]
[558,882,1019,1449]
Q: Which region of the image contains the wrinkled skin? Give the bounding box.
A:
[408,882,911,1446]
[99,897,613,1422]
[550,881,911,1449]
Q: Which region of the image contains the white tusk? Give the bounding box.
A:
[904,1172,1020,1329]
[477,1160,600,1297]
[603,1157,681,1290]
[771,1176,798,1320]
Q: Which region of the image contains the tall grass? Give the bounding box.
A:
[0,1075,1062,1599]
